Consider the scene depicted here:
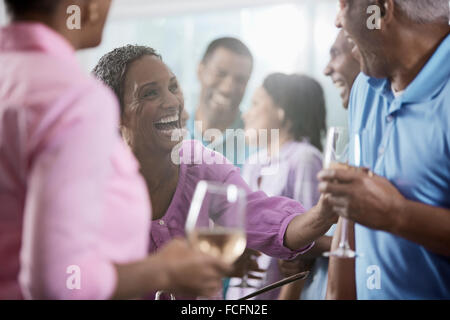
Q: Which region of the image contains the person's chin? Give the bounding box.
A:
[357,52,384,79]
[340,87,350,109]
[361,64,385,79]
[351,46,362,63]
[154,128,183,149]
[342,98,350,110]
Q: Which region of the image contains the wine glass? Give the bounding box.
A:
[185,181,247,298]
[322,127,358,259]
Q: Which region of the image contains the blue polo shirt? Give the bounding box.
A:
[348,34,450,299]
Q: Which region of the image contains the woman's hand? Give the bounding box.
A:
[315,194,340,226]
[228,248,265,280]
[156,238,232,297]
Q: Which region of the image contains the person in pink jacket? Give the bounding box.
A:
[0,0,230,300]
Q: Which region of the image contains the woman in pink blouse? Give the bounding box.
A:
[0,0,230,300]
[93,45,338,299]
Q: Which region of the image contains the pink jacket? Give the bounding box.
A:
[0,23,151,299]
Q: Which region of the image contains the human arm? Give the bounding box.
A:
[276,257,313,300]
[283,149,337,252]
[112,239,231,299]
[277,151,334,300]
[318,168,450,257]
[283,196,337,252]
[278,281,306,300]
[227,248,265,280]
[219,165,336,259]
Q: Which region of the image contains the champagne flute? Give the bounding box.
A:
[185,181,247,298]
[322,127,358,259]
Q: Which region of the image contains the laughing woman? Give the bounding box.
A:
[93,45,337,299]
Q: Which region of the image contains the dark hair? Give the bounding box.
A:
[263,73,326,151]
[92,45,162,116]
[4,0,59,16]
[395,0,449,24]
[201,37,253,64]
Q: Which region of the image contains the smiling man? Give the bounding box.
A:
[324,30,360,109]
[319,0,450,299]
[188,37,253,167]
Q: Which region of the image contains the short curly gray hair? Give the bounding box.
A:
[92,44,162,116]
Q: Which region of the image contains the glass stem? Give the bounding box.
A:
[339,218,351,249]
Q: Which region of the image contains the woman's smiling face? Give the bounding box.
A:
[121,55,184,155]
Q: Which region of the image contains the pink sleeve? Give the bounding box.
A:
[19,85,119,299]
[223,167,313,260]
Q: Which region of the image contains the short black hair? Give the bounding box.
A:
[201,37,253,64]
[263,73,326,151]
[92,45,162,117]
[4,0,60,17]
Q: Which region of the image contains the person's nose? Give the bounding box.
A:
[335,9,343,28]
[324,61,333,77]
[162,90,181,110]
[218,75,234,96]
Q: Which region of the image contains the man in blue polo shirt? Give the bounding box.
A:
[319,0,450,299]
[187,37,253,168]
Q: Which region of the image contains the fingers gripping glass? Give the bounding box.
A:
[155,182,247,300]
[322,127,360,259]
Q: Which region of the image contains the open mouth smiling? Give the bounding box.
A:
[154,113,180,132]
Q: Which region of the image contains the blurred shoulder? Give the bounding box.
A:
[286,141,322,165]
[3,51,119,119]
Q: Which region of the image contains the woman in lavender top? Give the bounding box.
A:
[93,45,337,299]
[227,73,333,300]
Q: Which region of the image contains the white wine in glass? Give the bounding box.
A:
[188,227,246,265]
[186,181,247,297]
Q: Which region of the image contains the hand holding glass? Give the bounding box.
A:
[322,127,358,259]
[185,181,247,298]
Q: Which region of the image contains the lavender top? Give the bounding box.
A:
[242,140,322,211]
[228,140,323,299]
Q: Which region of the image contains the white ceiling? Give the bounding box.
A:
[0,0,335,24]
[0,0,293,26]
[108,0,303,19]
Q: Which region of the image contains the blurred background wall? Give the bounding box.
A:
[0,0,347,128]
[0,1,6,27]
